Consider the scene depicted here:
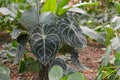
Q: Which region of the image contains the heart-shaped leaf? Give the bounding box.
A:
[29,23,61,65]
[49,65,64,80]
[21,7,38,31]
[57,14,87,48]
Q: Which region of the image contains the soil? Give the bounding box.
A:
[0,32,105,80]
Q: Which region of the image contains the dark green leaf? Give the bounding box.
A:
[14,34,28,64]
[108,74,116,80]
[57,14,87,48]
[21,7,38,31]
[19,60,25,73]
[49,58,67,71]
[29,23,61,65]
[114,59,120,67]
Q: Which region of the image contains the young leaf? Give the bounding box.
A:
[67,72,86,80]
[41,0,57,14]
[29,23,61,65]
[49,65,64,80]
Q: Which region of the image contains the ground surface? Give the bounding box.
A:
[0,32,105,80]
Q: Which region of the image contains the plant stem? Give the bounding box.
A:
[36,0,40,23]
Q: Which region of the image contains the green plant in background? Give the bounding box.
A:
[95,2,120,79]
[66,1,120,80]
[10,0,87,80]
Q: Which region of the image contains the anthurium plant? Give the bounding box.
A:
[10,0,87,80]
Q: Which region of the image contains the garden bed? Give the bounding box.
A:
[0,33,105,80]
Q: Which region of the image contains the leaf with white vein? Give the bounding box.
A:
[29,23,61,65]
[57,14,87,48]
